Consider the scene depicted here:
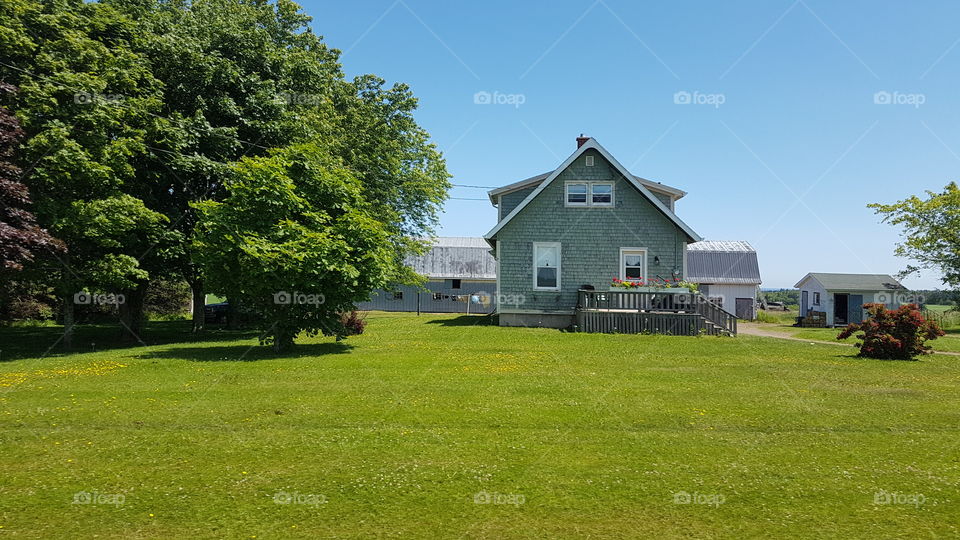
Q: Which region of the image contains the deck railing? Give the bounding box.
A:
[576,289,737,335]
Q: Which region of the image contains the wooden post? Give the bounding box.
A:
[417,292,421,316]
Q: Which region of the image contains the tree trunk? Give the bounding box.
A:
[62,293,75,351]
[190,278,204,332]
[119,283,148,343]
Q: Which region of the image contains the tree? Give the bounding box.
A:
[837,303,944,360]
[194,143,405,352]
[869,183,960,287]
[0,83,64,272]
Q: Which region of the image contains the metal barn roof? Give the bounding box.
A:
[795,273,905,291]
[407,237,496,280]
[686,241,761,284]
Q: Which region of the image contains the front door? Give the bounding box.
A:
[801,290,809,315]
[847,294,864,324]
[735,298,753,319]
[834,294,848,325]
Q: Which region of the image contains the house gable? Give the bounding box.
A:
[484,138,701,244]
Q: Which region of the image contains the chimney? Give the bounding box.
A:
[576,134,589,148]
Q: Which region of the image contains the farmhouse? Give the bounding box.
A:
[686,241,761,320]
[357,237,497,314]
[483,136,736,335]
[794,272,906,327]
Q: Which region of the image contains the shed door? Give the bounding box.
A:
[801,291,809,315]
[847,294,864,324]
[735,298,753,319]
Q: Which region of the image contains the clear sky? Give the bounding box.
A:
[309,0,960,289]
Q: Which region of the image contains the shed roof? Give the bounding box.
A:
[795,273,905,291]
[686,241,761,284]
[407,237,496,280]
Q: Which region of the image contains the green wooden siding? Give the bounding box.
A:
[493,149,689,314]
[498,186,536,221]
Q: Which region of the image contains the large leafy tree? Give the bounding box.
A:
[194,143,403,351]
[870,183,960,287]
[0,84,64,272]
[0,0,170,345]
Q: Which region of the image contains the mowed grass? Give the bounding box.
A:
[763,324,960,353]
[1,313,959,538]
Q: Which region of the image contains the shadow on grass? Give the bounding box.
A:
[423,314,498,327]
[140,340,353,362]
[0,321,259,361]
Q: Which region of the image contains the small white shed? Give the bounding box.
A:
[686,241,761,319]
[794,273,906,327]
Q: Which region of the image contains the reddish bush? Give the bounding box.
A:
[837,303,945,360]
[340,310,366,336]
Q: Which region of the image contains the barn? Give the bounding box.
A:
[357,237,497,314]
[686,241,761,319]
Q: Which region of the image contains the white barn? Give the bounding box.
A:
[686,241,761,319]
[794,273,906,327]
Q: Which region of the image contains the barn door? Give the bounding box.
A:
[847,294,864,324]
[735,298,753,319]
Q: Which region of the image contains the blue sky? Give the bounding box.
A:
[310,0,960,289]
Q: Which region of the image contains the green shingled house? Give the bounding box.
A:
[484,136,736,335]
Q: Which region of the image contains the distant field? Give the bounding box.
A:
[1,313,958,538]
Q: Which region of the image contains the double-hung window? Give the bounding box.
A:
[620,248,647,281]
[533,242,561,291]
[566,182,613,207]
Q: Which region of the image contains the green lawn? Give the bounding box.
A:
[1,313,959,538]
[765,324,960,353]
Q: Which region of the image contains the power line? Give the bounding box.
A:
[449,197,488,201]
[452,183,495,189]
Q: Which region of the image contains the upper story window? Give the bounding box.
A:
[566,182,614,207]
[533,242,561,291]
[585,155,595,166]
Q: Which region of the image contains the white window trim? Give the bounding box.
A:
[591,182,614,207]
[533,242,561,291]
[585,155,595,166]
[565,181,614,207]
[619,247,648,282]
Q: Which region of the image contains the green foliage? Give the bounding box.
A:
[194,143,399,350]
[870,183,960,287]
[762,289,799,307]
[837,303,945,360]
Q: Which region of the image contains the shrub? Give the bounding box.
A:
[837,303,945,359]
[340,310,367,337]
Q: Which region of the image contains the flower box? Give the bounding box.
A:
[608,286,691,294]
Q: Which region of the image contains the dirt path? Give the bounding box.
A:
[738,323,960,357]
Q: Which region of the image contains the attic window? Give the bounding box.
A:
[591,183,613,205]
[585,155,595,166]
[566,182,613,207]
[566,183,587,205]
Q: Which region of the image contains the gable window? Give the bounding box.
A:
[566,182,613,207]
[566,183,587,205]
[585,155,595,167]
[591,183,613,205]
[620,248,647,281]
[533,242,561,291]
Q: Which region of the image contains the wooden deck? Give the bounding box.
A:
[575,289,737,336]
